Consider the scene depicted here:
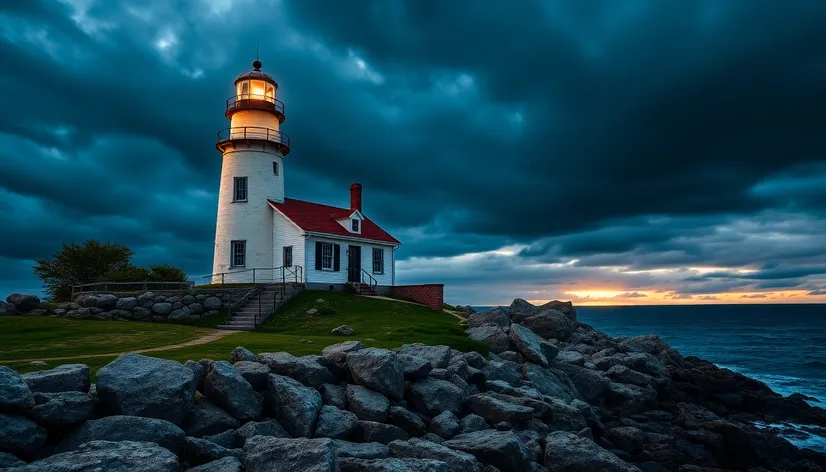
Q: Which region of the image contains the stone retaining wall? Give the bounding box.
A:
[1,289,253,322]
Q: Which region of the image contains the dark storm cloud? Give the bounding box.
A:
[1,0,825,302]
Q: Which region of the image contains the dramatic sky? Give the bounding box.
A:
[2,0,826,305]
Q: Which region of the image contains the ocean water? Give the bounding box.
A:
[473,303,826,450]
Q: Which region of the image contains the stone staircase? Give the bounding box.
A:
[217,283,304,331]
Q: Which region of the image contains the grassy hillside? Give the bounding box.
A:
[0,290,486,377]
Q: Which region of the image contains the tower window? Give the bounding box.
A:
[231,240,246,268]
[283,246,293,268]
[373,248,384,274]
[273,161,279,175]
[240,82,249,99]
[351,219,359,232]
[233,177,248,202]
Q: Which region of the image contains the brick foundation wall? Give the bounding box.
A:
[390,284,444,311]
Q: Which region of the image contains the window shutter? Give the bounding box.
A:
[315,241,322,270]
[334,244,341,272]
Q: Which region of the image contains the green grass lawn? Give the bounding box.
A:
[1,290,486,377]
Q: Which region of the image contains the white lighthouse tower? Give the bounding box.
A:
[212,59,290,282]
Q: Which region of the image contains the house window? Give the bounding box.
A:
[233,177,248,202]
[321,242,334,270]
[351,219,359,232]
[273,161,279,175]
[231,241,246,268]
[283,246,293,267]
[373,248,384,274]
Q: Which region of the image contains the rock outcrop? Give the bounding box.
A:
[1,297,824,471]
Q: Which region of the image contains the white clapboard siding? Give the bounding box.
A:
[272,210,307,282]
[304,236,396,285]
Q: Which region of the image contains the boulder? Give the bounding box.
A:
[509,298,539,322]
[152,302,174,315]
[556,350,586,366]
[550,363,608,403]
[604,426,646,454]
[233,361,270,390]
[389,406,428,437]
[0,366,34,411]
[184,436,244,466]
[408,377,465,418]
[482,361,521,386]
[0,452,25,469]
[339,456,451,471]
[182,396,241,437]
[204,429,239,449]
[30,391,94,426]
[204,360,263,421]
[509,324,549,366]
[266,374,323,437]
[6,293,40,313]
[116,296,138,310]
[347,384,390,422]
[204,296,223,309]
[332,325,355,336]
[244,436,338,472]
[538,300,577,321]
[461,352,487,369]
[314,405,359,439]
[21,364,90,393]
[10,440,179,472]
[606,365,654,388]
[354,421,410,444]
[347,348,405,400]
[467,308,510,331]
[398,344,452,369]
[466,394,534,424]
[467,327,512,353]
[320,383,347,409]
[237,419,292,444]
[54,414,186,455]
[543,431,639,472]
[521,310,575,340]
[605,382,657,413]
[96,354,195,424]
[229,346,257,363]
[95,294,118,310]
[459,414,489,434]
[0,301,20,315]
[389,438,480,472]
[322,340,365,364]
[333,439,390,459]
[429,411,460,439]
[399,354,435,379]
[259,352,339,388]
[0,413,46,459]
[443,430,531,472]
[188,456,244,472]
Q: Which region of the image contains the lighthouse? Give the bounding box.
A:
[212,59,290,282]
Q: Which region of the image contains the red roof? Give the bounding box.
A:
[269,198,400,245]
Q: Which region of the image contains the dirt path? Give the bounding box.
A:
[9,329,236,363]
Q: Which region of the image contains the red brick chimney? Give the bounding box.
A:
[350,183,363,212]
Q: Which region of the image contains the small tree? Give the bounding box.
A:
[33,239,187,301]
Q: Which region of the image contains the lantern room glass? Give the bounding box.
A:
[236,80,275,104]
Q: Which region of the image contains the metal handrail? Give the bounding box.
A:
[216,126,290,149]
[203,266,304,328]
[227,286,259,325]
[71,281,195,298]
[361,269,378,291]
[226,95,285,120]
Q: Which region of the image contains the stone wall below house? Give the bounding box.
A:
[390,284,444,311]
[1,289,253,323]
